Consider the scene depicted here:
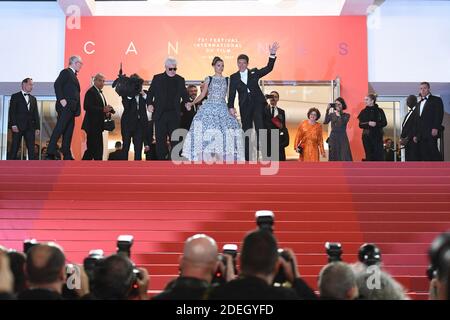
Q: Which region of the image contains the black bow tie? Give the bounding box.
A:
[421,96,428,101]
[23,93,29,96]
[99,90,103,94]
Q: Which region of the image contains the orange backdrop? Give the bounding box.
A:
[65,16,368,160]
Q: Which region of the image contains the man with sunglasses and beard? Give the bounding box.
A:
[146,57,190,160]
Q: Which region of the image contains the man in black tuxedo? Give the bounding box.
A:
[180,85,200,130]
[400,95,420,161]
[47,55,83,160]
[108,141,126,160]
[8,78,40,160]
[228,42,280,161]
[121,74,150,161]
[414,82,444,161]
[81,73,113,160]
[263,91,289,161]
[146,57,189,160]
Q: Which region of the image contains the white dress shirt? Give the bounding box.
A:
[419,94,430,116]
[94,86,106,107]
[21,90,30,110]
[270,105,279,118]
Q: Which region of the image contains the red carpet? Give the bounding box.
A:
[1,161,450,299]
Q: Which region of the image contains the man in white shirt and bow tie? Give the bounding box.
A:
[81,73,113,160]
[8,78,40,160]
[228,42,280,161]
[413,82,444,161]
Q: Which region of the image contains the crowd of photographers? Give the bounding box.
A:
[0,212,449,301]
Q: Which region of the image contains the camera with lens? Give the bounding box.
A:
[428,232,450,281]
[273,248,295,286]
[358,243,382,266]
[255,210,275,233]
[23,238,38,254]
[265,94,275,100]
[116,235,142,297]
[254,211,296,286]
[328,103,337,113]
[112,64,144,98]
[212,244,238,286]
[83,249,105,284]
[325,242,343,263]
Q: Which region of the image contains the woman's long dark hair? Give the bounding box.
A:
[335,97,348,110]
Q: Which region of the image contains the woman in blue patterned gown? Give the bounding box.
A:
[182,57,245,162]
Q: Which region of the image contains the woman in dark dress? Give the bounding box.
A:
[324,97,353,161]
[357,94,387,161]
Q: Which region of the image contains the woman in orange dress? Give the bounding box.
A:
[294,108,326,162]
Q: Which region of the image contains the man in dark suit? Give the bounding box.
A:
[108,141,126,160]
[46,55,83,160]
[120,74,149,161]
[81,73,113,160]
[414,82,444,161]
[228,42,279,161]
[400,95,420,161]
[209,229,317,300]
[8,78,40,160]
[263,91,289,161]
[180,85,201,130]
[146,57,189,160]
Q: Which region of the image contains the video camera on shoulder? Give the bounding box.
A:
[112,63,144,98]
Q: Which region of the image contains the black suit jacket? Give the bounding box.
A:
[228,57,276,114]
[416,94,444,140]
[8,92,40,131]
[54,68,81,116]
[82,86,106,133]
[180,97,201,130]
[146,73,189,121]
[209,276,317,300]
[264,106,286,129]
[108,150,126,160]
[401,107,418,141]
[121,94,150,144]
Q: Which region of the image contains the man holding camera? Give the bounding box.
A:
[82,73,114,160]
[263,91,289,161]
[121,74,149,161]
[154,234,234,300]
[210,229,316,300]
[228,43,279,161]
